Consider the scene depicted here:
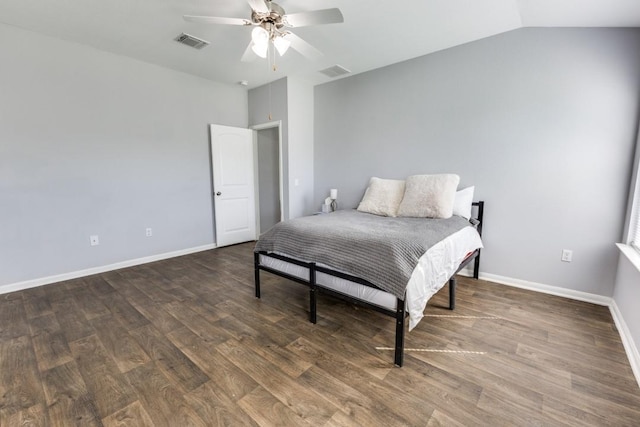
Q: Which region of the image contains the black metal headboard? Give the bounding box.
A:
[472,201,484,237]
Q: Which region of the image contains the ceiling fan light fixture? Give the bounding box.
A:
[184,1,344,62]
[251,42,268,58]
[251,26,269,44]
[273,36,291,56]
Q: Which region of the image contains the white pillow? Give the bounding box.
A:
[452,186,475,220]
[357,177,406,217]
[397,174,460,218]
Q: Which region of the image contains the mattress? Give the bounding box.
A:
[259,225,483,330]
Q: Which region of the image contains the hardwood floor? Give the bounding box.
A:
[1,242,639,426]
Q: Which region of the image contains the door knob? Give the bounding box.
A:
[216,191,222,196]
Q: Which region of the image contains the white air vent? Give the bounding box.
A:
[174,33,209,50]
[319,65,351,78]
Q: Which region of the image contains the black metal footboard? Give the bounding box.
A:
[254,251,408,366]
[253,201,484,367]
[254,251,319,324]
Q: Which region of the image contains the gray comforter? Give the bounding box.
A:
[254,210,472,299]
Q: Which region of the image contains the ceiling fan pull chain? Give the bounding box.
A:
[268,80,272,121]
[271,43,278,72]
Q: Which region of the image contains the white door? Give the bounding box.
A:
[210,124,256,247]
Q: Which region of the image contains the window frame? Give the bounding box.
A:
[629,181,640,252]
[626,122,640,253]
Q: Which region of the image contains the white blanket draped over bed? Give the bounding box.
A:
[405,226,482,329]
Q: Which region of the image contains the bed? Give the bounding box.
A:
[254,176,484,366]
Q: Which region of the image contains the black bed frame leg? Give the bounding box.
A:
[309,264,317,324]
[472,201,483,280]
[449,276,456,310]
[394,299,405,367]
[310,288,317,324]
[473,251,481,279]
[254,252,261,299]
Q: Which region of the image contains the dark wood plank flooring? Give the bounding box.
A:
[1,242,639,426]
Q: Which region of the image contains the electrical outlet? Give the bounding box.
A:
[90,235,99,246]
[561,249,573,262]
[146,228,153,237]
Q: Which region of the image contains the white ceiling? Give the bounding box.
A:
[0,0,639,89]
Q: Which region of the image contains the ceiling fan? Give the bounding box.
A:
[183,0,343,62]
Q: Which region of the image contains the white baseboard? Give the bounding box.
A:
[609,300,640,388]
[0,244,217,295]
[458,268,639,388]
[458,269,612,306]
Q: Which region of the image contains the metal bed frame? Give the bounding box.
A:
[254,201,484,367]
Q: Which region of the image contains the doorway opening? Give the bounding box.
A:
[252,121,284,236]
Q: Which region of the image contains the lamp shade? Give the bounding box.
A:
[251,42,268,58]
[273,36,291,56]
[251,26,269,44]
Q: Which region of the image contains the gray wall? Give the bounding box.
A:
[286,78,315,218]
[248,78,289,218]
[314,28,640,296]
[249,77,316,219]
[0,24,248,287]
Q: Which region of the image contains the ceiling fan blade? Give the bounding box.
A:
[283,33,323,61]
[241,41,258,62]
[247,0,270,13]
[283,8,343,28]
[183,15,250,26]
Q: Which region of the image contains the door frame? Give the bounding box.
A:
[251,120,284,236]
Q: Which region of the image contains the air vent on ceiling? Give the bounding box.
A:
[318,65,351,78]
[174,33,209,50]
